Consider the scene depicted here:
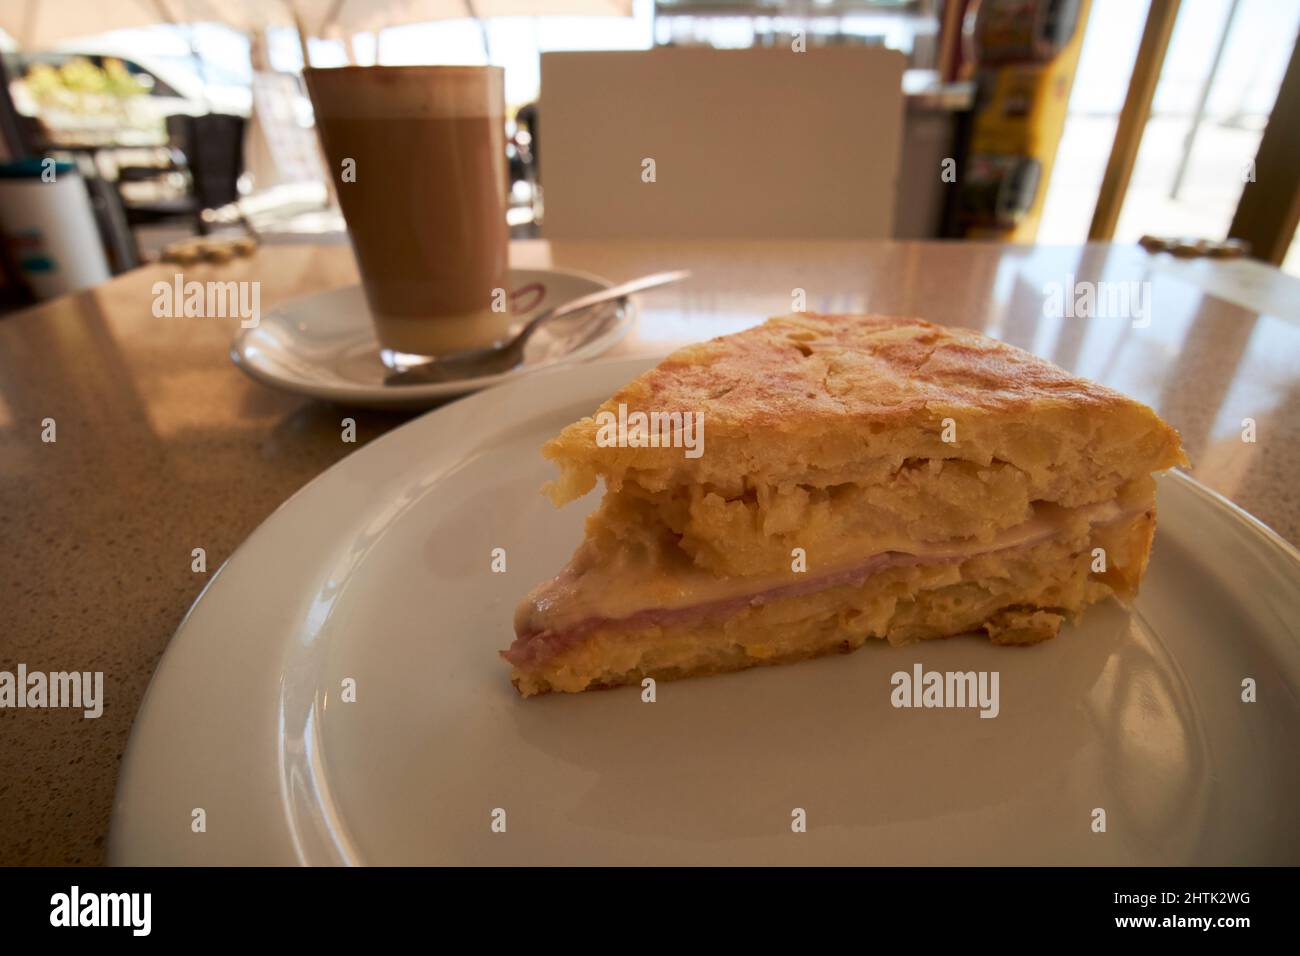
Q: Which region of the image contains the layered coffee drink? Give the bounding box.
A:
[304,66,510,357]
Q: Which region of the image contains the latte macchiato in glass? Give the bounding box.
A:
[304,65,510,358]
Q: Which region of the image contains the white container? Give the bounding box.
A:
[0,159,111,299]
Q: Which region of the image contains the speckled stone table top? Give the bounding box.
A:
[1,239,1296,864]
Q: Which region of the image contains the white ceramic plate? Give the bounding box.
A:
[112,357,1300,865]
[230,267,633,410]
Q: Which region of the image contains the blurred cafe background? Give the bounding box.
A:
[0,0,1296,307]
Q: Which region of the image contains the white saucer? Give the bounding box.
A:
[230,267,633,409]
[112,356,1300,865]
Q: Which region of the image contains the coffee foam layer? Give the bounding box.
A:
[305,66,504,119]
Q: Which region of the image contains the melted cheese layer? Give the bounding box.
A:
[511,497,1135,663]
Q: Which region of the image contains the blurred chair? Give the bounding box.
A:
[114,114,245,238]
[167,113,246,221]
[539,46,906,239]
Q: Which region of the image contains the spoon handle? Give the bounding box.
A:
[515,270,691,346]
[384,270,690,387]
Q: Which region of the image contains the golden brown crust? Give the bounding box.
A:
[984,607,1065,646]
[542,314,1187,502]
[614,313,1129,425]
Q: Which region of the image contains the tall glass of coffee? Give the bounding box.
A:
[303,66,510,362]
